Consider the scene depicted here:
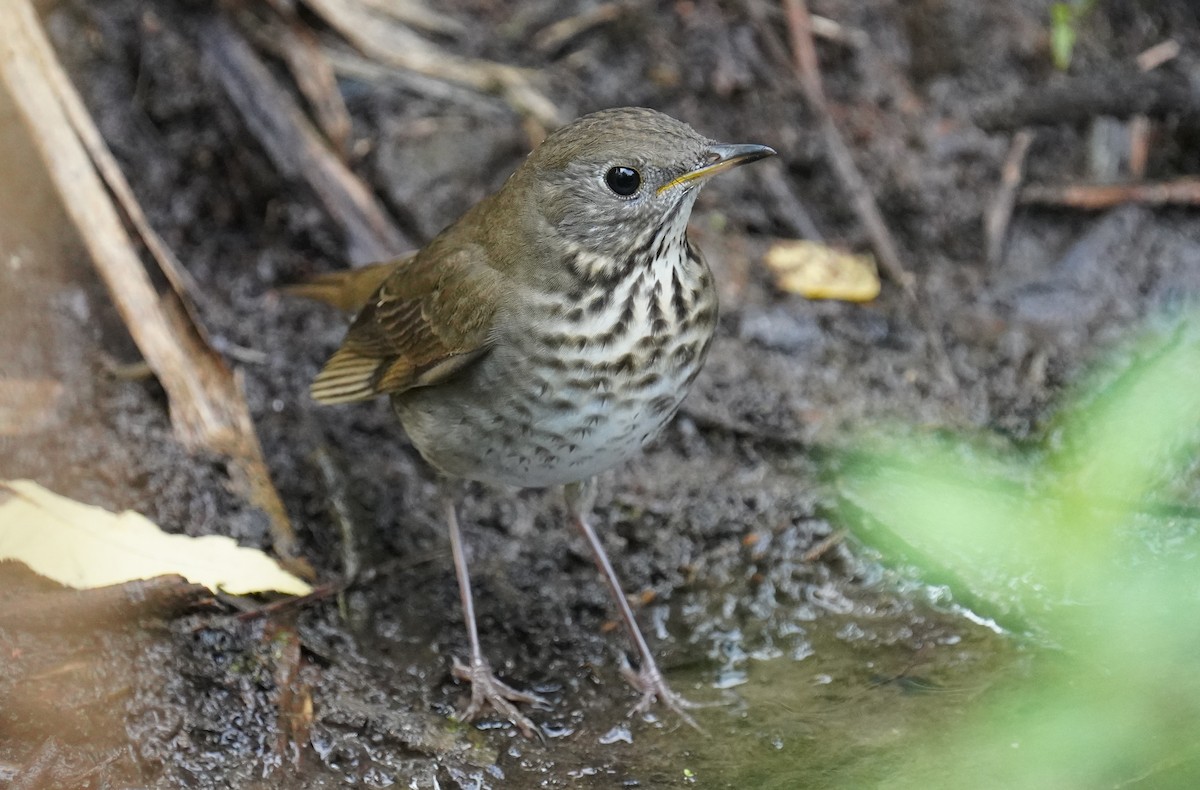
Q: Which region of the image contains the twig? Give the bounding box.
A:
[974,69,1200,131]
[984,129,1034,265]
[301,0,563,129]
[309,439,375,628]
[242,2,353,155]
[780,0,958,389]
[310,443,367,585]
[802,530,845,562]
[0,0,307,569]
[1020,177,1200,210]
[808,13,868,48]
[16,0,205,320]
[534,1,626,54]
[265,619,313,766]
[322,45,511,117]
[780,0,903,284]
[231,582,344,621]
[1128,115,1150,180]
[781,0,824,104]
[757,159,824,241]
[1136,39,1179,72]
[355,0,465,37]
[200,16,411,265]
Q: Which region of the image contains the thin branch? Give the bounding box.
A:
[354,0,465,37]
[242,2,353,156]
[974,68,1200,131]
[533,1,626,54]
[781,0,825,106]
[985,129,1034,265]
[201,16,411,264]
[1021,177,1200,209]
[1128,115,1151,180]
[1136,39,1179,72]
[757,159,824,242]
[780,0,958,388]
[302,0,563,129]
[23,1,206,319]
[323,44,511,115]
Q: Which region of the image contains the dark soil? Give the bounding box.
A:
[2,0,1198,787]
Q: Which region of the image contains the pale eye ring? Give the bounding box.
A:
[605,166,641,196]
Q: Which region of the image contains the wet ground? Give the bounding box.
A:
[2,0,1198,786]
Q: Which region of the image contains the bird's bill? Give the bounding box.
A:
[657,143,777,195]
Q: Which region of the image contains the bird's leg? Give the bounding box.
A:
[564,480,703,731]
[443,494,547,737]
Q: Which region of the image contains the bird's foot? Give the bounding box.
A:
[619,655,706,733]
[451,656,549,738]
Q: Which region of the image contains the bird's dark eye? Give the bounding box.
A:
[605,166,641,196]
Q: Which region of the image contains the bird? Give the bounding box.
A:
[296,107,775,736]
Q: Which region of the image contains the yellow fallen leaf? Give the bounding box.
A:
[0,479,312,595]
[764,240,881,301]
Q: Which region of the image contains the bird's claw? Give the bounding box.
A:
[452,656,549,738]
[619,655,706,733]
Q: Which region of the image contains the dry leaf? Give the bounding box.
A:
[0,480,312,595]
[764,240,881,301]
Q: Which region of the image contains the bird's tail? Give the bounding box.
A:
[281,260,400,312]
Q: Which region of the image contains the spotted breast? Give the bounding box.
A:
[393,189,717,488]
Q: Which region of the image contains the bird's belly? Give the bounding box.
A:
[395,352,700,489]
[499,367,690,487]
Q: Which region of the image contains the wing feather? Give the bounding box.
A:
[310,246,503,404]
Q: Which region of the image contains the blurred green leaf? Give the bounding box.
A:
[839,313,1200,787]
[1050,3,1078,70]
[1050,0,1097,71]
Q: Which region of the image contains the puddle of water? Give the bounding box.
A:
[610,612,1019,789]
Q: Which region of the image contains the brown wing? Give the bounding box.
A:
[310,246,503,404]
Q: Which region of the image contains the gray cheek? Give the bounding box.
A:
[558,197,643,250]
